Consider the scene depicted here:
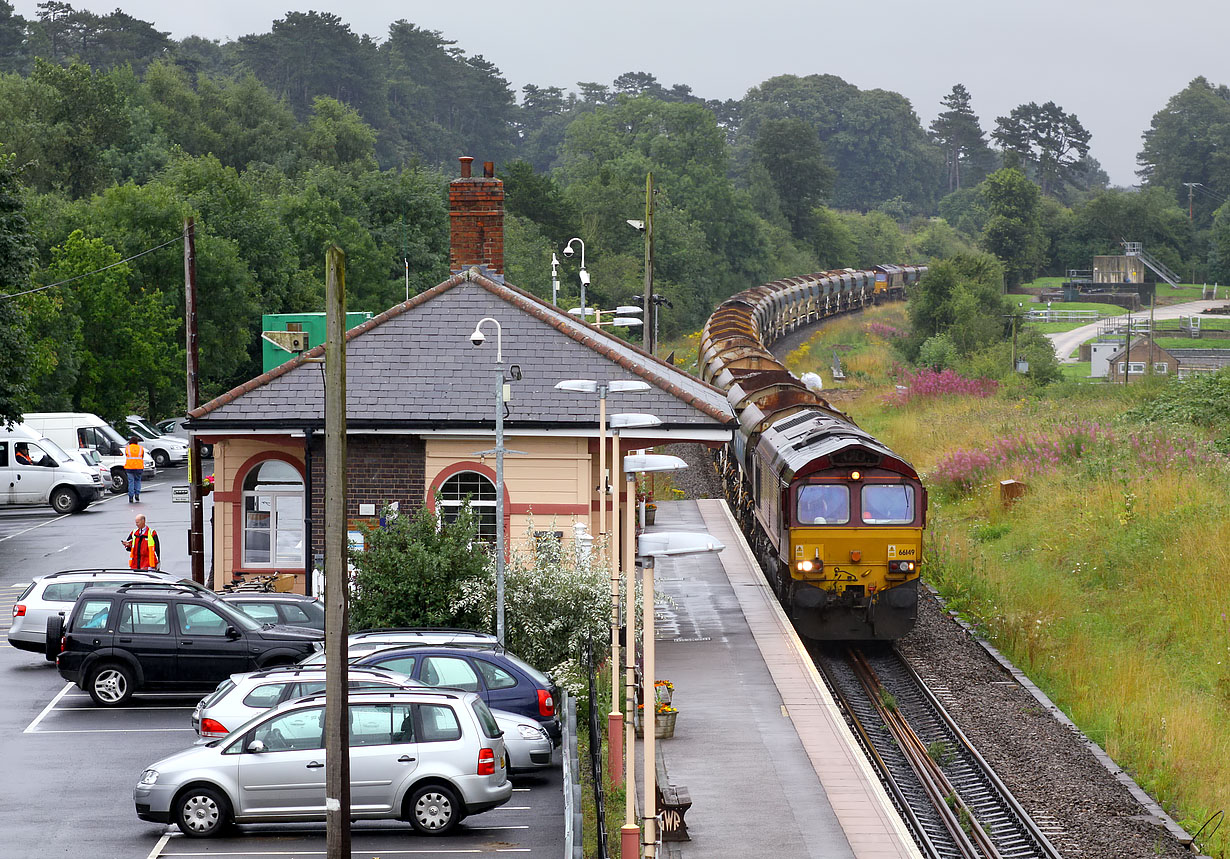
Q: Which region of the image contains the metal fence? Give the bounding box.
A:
[1025,309,1100,322]
[562,692,584,859]
[585,639,609,859]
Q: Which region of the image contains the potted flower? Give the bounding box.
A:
[200,473,215,496]
[654,679,674,706]
[637,489,657,526]
[636,700,678,739]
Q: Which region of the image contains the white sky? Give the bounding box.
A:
[13,0,1227,187]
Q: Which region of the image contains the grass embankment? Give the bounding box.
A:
[786,310,1230,858]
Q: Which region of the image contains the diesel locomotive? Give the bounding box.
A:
[702,265,928,640]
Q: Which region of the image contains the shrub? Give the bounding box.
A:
[883,365,998,405]
[1127,368,1230,427]
[348,502,491,631]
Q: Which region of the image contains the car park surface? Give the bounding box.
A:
[0,467,562,858]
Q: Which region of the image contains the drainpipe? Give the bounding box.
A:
[303,426,314,596]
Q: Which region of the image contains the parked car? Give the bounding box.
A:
[355,645,560,744]
[125,415,190,468]
[9,569,199,655]
[192,665,553,772]
[155,416,212,459]
[75,448,114,493]
[136,688,512,837]
[0,424,102,513]
[218,593,324,631]
[55,582,323,706]
[349,628,500,649]
[22,412,155,492]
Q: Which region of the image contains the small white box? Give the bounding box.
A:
[358,503,376,516]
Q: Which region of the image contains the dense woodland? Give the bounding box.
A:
[0,3,1228,422]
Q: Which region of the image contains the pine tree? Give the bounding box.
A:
[931,84,990,192]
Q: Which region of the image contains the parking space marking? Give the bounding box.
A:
[0,511,73,543]
[145,832,172,859]
[24,681,73,733]
[54,705,195,711]
[33,726,197,734]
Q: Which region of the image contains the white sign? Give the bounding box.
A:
[171,485,191,503]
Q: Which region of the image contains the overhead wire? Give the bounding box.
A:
[0,232,183,300]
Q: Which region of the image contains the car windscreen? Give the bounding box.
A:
[207,599,262,632]
[99,424,128,446]
[128,423,159,440]
[38,437,72,462]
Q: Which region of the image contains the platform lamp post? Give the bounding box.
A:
[562,238,589,318]
[618,453,686,859]
[555,379,652,782]
[470,316,511,647]
[633,525,725,859]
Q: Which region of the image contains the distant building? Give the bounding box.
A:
[1104,336,1176,383]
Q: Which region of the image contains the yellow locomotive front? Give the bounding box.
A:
[786,467,925,640]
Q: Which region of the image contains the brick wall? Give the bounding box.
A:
[449,156,504,275]
[308,434,426,558]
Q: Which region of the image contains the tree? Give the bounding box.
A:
[500,159,578,246]
[930,84,994,192]
[1138,77,1230,227]
[0,151,32,422]
[979,168,1045,287]
[305,95,377,169]
[905,253,1006,361]
[349,502,492,631]
[992,101,1091,196]
[752,118,834,237]
[0,1,28,72]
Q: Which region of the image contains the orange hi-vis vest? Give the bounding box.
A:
[124,443,145,471]
[129,528,158,570]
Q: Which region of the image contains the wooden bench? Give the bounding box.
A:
[655,753,692,842]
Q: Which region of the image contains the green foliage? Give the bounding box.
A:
[752,117,834,237]
[980,168,1046,287]
[349,502,492,631]
[1139,77,1230,228]
[452,528,610,689]
[0,150,31,422]
[905,253,1006,360]
[930,84,995,193]
[305,96,378,170]
[992,101,1093,197]
[1126,368,1230,428]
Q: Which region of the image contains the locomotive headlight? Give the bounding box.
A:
[796,559,814,572]
[850,471,861,481]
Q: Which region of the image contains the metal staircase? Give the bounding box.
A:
[1122,241,1181,288]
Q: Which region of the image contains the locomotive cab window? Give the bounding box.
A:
[861,485,915,524]
[796,484,849,525]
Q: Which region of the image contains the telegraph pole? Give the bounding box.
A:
[642,172,655,355]
[323,246,351,859]
[183,218,204,585]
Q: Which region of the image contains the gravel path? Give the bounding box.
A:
[665,442,1198,858]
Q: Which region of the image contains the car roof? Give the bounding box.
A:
[239,664,405,683]
[285,688,470,708]
[77,581,220,599]
[38,568,177,582]
[351,627,496,641]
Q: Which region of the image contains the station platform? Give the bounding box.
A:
[638,499,920,859]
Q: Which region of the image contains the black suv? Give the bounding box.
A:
[54,582,323,706]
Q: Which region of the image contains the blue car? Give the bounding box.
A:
[355,645,560,744]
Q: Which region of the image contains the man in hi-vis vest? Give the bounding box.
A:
[123,514,160,570]
[124,435,145,502]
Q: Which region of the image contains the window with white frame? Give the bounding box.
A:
[1154,363,1168,374]
[1128,362,1145,374]
[438,471,497,541]
[242,460,304,566]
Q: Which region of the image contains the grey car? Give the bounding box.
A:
[193,665,552,772]
[137,688,512,837]
[8,569,198,654]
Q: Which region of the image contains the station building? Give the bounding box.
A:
[188,157,735,592]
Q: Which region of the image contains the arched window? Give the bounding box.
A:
[242,460,304,566]
[438,471,497,541]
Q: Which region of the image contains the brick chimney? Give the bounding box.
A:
[449,156,504,279]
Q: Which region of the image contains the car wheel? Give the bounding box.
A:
[88,663,135,706]
[175,786,231,838]
[407,784,461,835]
[111,468,128,493]
[44,614,64,662]
[153,449,170,468]
[50,487,78,514]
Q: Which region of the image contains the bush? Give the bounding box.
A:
[451,527,610,692]
[348,502,491,631]
[1127,368,1230,427]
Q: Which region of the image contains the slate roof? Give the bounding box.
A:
[190,268,734,433]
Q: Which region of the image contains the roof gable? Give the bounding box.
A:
[191,268,733,429]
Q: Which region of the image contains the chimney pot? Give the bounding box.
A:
[483,161,494,178]
[459,156,474,178]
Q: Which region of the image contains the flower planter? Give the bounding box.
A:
[635,709,678,739]
[645,506,657,525]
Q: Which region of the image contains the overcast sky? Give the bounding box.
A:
[13,0,1225,187]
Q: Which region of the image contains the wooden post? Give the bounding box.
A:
[609,428,623,786]
[621,468,639,854]
[643,173,655,355]
[183,218,204,585]
[323,246,351,859]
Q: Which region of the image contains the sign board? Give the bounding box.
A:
[171,485,191,503]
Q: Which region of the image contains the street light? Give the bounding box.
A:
[555,378,652,784]
[619,452,690,859]
[551,253,560,306]
[569,305,644,328]
[634,530,723,859]
[470,316,510,647]
[562,238,589,318]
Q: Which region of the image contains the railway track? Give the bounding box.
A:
[814,645,1064,859]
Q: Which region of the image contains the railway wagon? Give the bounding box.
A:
[704,265,927,640]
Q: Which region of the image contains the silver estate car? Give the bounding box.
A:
[137,689,511,837]
[193,665,553,772]
[9,569,196,654]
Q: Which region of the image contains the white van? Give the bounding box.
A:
[0,425,102,513]
[125,415,190,467]
[22,413,155,494]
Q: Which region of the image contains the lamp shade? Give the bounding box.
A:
[639,531,725,556]
[624,454,687,473]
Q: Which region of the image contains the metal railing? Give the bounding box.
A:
[562,692,584,859]
[585,639,609,859]
[1025,309,1100,322]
